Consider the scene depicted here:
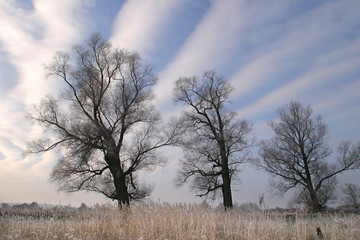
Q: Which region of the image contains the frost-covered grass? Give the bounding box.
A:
[1,202,360,240]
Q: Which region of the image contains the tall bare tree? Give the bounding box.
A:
[342,183,360,209]
[256,101,360,212]
[27,33,178,207]
[173,71,254,209]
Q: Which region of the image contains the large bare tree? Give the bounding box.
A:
[173,71,254,209]
[256,101,360,212]
[27,33,178,207]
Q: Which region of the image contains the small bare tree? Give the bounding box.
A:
[342,183,360,209]
[27,33,179,207]
[173,71,254,209]
[256,101,360,212]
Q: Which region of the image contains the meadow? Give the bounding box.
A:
[1,202,359,240]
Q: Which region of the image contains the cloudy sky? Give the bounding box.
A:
[1,0,359,207]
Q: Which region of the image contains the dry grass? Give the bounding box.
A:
[1,202,360,240]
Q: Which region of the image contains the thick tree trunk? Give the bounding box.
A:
[219,137,233,210]
[308,189,322,212]
[114,172,130,208]
[303,158,322,212]
[106,153,130,208]
[221,170,233,210]
[305,183,323,212]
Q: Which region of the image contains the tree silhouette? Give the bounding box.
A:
[173,71,254,209]
[27,33,179,207]
[256,101,360,212]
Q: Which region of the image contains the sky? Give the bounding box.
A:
[0,0,359,208]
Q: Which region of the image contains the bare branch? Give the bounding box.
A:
[26,33,169,206]
[173,71,254,209]
[257,101,360,212]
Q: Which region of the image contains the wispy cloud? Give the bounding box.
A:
[0,0,89,104]
[231,1,360,120]
[110,0,180,57]
[231,0,360,98]
[154,0,290,112]
[0,0,90,191]
[313,80,360,141]
[154,0,245,108]
[236,55,360,119]
[0,0,359,206]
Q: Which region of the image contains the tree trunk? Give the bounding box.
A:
[106,153,130,208]
[303,157,322,212]
[307,186,322,212]
[219,137,233,210]
[114,172,130,208]
[222,170,233,210]
[310,195,322,212]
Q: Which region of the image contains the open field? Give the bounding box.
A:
[1,202,360,240]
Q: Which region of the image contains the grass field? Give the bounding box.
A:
[1,202,359,240]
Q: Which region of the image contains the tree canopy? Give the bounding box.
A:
[174,71,254,209]
[27,33,179,207]
[256,101,360,212]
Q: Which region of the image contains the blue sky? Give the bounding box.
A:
[0,0,359,207]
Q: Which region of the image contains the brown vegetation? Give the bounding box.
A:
[1,202,360,240]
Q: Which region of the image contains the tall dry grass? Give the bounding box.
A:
[1,202,360,240]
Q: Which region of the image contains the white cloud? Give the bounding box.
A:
[0,0,89,105]
[110,0,180,56]
[313,80,360,141]
[0,0,90,198]
[236,55,360,119]
[153,0,244,107]
[229,49,290,97]
[154,0,291,111]
[0,0,359,206]
[313,79,360,113]
[230,0,360,98]
[33,0,88,47]
[227,0,360,124]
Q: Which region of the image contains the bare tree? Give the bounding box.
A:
[256,101,360,212]
[342,183,360,209]
[173,71,254,209]
[26,33,179,207]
